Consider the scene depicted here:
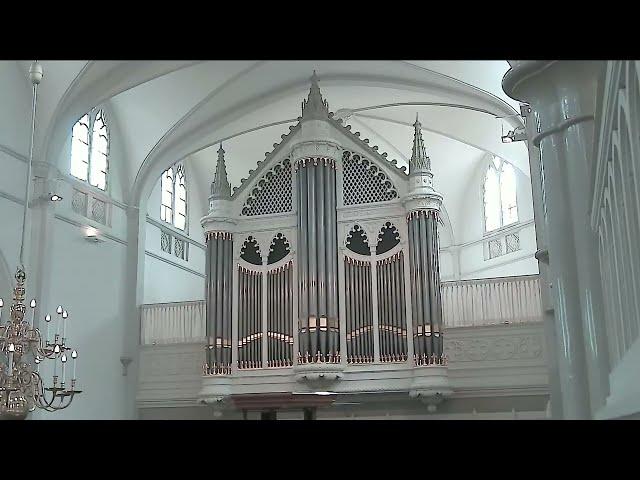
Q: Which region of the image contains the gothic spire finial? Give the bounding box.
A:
[211,143,231,200]
[410,113,431,173]
[301,70,329,120]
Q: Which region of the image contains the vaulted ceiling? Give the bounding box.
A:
[12,60,528,242]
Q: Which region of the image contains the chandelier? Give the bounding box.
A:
[0,61,81,419]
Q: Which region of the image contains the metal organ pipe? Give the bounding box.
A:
[204,233,233,375]
[407,209,445,366]
[296,158,339,363]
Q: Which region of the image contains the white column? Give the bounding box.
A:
[522,108,564,419]
[503,60,609,418]
[369,246,380,362]
[122,201,147,419]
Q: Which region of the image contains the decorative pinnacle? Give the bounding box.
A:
[211,143,231,200]
[301,70,330,120]
[410,113,431,173]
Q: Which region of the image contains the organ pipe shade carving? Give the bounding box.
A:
[376,222,400,255]
[240,236,262,265]
[296,157,340,363]
[267,261,294,367]
[344,258,374,363]
[241,159,292,216]
[342,151,398,205]
[377,251,408,362]
[346,225,371,256]
[267,233,291,265]
[238,266,263,369]
[205,232,233,374]
[407,210,445,365]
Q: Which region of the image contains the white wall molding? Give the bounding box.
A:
[144,250,205,278]
[0,143,27,163]
[53,213,127,246]
[146,215,205,251]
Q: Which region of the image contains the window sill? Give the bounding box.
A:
[483,221,521,238]
[67,175,110,200]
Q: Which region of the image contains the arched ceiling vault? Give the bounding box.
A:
[10,61,528,239]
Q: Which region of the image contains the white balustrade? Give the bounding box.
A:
[441,275,542,327]
[592,61,640,371]
[140,300,205,345]
[140,274,543,345]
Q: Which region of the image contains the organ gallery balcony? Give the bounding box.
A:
[137,275,548,416]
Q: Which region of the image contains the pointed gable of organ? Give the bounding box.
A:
[225,79,408,218]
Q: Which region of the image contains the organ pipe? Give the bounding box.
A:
[408,210,445,366]
[296,158,339,363]
[204,232,233,375]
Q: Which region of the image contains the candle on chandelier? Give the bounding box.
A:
[34,356,40,373]
[29,299,36,326]
[0,298,3,321]
[61,353,67,385]
[55,305,62,339]
[62,310,68,340]
[7,343,15,376]
[44,314,51,342]
[71,350,77,381]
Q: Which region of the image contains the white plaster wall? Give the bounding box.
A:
[453,155,539,279]
[143,156,206,304]
[0,62,30,154]
[144,255,204,304]
[32,219,129,420]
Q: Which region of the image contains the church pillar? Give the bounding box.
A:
[504,61,610,418]
[521,108,564,419]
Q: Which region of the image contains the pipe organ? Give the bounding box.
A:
[200,72,451,406]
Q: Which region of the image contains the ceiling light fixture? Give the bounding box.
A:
[49,193,63,202]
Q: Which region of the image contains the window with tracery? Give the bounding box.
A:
[483,156,518,233]
[70,109,109,190]
[160,163,187,231]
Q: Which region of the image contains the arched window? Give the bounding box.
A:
[70,109,109,190]
[483,156,518,233]
[160,163,187,231]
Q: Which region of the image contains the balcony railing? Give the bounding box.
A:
[441,275,543,328]
[140,274,542,346]
[140,300,205,345]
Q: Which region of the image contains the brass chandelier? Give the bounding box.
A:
[0,61,81,419]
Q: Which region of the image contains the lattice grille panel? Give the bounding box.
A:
[174,238,186,260]
[505,233,520,253]
[241,159,292,216]
[72,189,87,216]
[488,239,502,259]
[91,198,107,225]
[161,231,172,253]
[342,151,398,206]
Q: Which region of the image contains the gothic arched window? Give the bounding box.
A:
[483,156,518,232]
[70,109,109,190]
[160,163,188,231]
